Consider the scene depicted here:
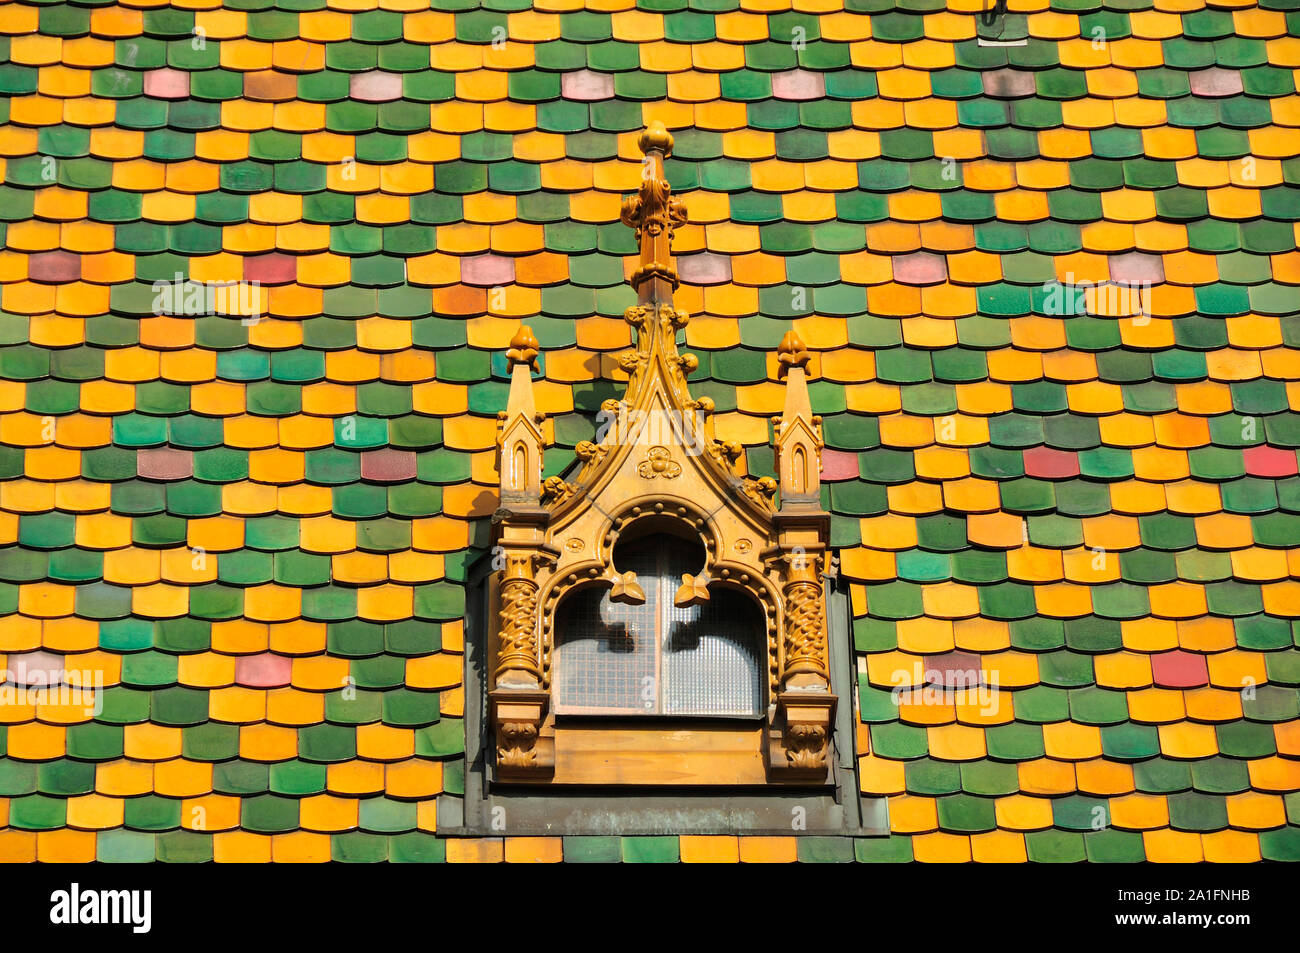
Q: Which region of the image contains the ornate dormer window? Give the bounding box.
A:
[488,123,838,786]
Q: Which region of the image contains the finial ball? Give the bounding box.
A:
[508,325,540,368]
[638,121,674,157]
[777,330,810,371]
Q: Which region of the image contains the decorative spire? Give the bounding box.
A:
[772,327,833,709]
[620,120,687,295]
[507,324,540,370]
[777,330,810,376]
[497,324,544,505]
[774,329,823,506]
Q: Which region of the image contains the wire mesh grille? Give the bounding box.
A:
[663,589,763,716]
[552,581,657,713]
[553,536,762,716]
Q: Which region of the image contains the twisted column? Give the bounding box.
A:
[495,552,541,683]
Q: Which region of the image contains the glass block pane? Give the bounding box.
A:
[553,535,764,716]
[663,589,763,716]
[553,572,657,714]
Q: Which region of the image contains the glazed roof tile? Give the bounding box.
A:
[0,0,1299,863]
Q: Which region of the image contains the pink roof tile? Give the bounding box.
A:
[892,252,947,286]
[28,251,80,283]
[235,653,293,689]
[982,69,1036,98]
[461,254,515,287]
[1023,447,1080,479]
[6,651,66,687]
[1189,68,1243,97]
[562,69,614,101]
[1150,650,1209,689]
[677,253,732,285]
[143,68,189,99]
[771,69,825,101]
[138,448,194,481]
[820,448,860,482]
[1243,445,1298,478]
[350,70,402,102]
[362,449,417,483]
[244,253,296,284]
[924,652,984,689]
[1109,252,1165,284]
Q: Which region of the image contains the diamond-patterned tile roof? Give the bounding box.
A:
[1,0,1300,863]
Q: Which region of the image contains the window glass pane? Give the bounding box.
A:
[553,535,763,716]
[553,547,659,713]
[663,589,763,716]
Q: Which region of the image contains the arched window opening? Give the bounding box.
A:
[512,443,526,491]
[554,533,764,717]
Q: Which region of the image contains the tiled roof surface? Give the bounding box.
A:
[1,0,1300,863]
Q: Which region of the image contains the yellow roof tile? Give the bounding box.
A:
[849,39,903,71]
[1036,349,1098,385]
[122,722,182,762]
[987,347,1043,383]
[810,12,867,41]
[1275,721,1300,759]
[1035,581,1094,618]
[238,722,298,762]
[838,545,895,582]
[382,759,443,801]
[267,832,329,864]
[909,832,971,863]
[942,476,999,513]
[1116,621,1176,658]
[1102,792,1168,832]
[859,754,906,796]
[89,5,141,37]
[288,794,355,835]
[949,618,1007,654]
[926,722,985,761]
[65,793,126,831]
[1076,758,1135,797]
[213,832,272,863]
[888,793,938,834]
[1182,686,1240,723]
[1007,545,1064,583]
[891,631,955,673]
[1042,721,1103,761]
[1141,829,1203,863]
[877,68,929,101]
[261,686,319,722]
[208,686,267,724]
[995,794,1054,832]
[32,831,92,863]
[176,651,237,691]
[1018,758,1076,796]
[1249,754,1300,793]
[1094,650,1152,690]
[1226,313,1284,349]
[956,687,1013,726]
[902,38,956,70]
[205,620,267,657]
[1199,829,1260,864]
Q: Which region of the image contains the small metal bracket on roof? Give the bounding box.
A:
[976,0,1029,47]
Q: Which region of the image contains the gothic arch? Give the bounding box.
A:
[487,123,837,783]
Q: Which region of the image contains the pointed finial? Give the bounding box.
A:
[774,327,822,505]
[638,120,674,157]
[621,124,688,292]
[507,325,540,369]
[777,330,810,376]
